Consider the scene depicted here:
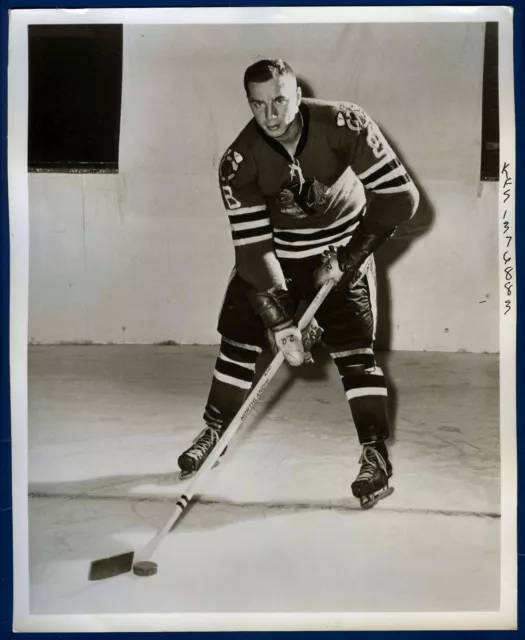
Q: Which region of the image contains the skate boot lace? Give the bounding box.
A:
[358,445,388,480]
[186,426,221,463]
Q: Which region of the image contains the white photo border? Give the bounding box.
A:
[8,5,517,632]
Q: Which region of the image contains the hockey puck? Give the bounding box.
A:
[132,561,158,577]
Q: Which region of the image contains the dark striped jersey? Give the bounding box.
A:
[218,98,418,289]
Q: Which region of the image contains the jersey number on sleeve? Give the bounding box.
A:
[337,105,387,159]
[221,185,241,210]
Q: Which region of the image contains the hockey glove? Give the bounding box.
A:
[313,225,396,290]
[249,285,309,366]
[300,317,324,364]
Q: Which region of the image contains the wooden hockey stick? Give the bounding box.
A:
[88,278,336,580]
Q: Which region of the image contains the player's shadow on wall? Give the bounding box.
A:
[297,78,436,443]
[297,77,315,100]
[373,137,435,442]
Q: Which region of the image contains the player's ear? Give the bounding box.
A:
[296,85,302,105]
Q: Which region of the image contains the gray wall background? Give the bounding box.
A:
[28,22,499,352]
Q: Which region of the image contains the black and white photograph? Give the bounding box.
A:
[8,5,516,632]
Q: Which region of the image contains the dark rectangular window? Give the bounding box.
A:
[480,22,499,181]
[28,24,123,173]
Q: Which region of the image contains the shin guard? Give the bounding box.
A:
[331,346,389,444]
[203,337,261,429]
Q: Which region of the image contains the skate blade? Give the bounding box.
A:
[359,486,394,510]
[178,459,220,481]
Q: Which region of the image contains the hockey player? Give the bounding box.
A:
[178,59,419,508]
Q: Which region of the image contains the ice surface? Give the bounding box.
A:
[27,346,501,616]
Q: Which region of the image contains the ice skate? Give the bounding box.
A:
[351,443,394,509]
[177,426,227,480]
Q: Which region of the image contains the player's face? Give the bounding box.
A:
[247,75,301,139]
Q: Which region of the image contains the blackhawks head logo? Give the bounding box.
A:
[278,161,330,219]
[335,103,370,132]
[336,104,386,159]
[219,149,244,183]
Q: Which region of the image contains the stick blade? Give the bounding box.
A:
[88,551,135,581]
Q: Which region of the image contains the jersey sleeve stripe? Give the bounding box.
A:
[231,224,272,241]
[373,181,414,195]
[227,210,269,224]
[357,152,396,181]
[231,219,272,232]
[359,159,401,186]
[363,164,407,190]
[227,204,267,216]
[233,233,273,247]
[368,172,411,193]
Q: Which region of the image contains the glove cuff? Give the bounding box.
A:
[249,284,295,330]
[337,225,396,272]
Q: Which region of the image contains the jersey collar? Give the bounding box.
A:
[256,103,310,161]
